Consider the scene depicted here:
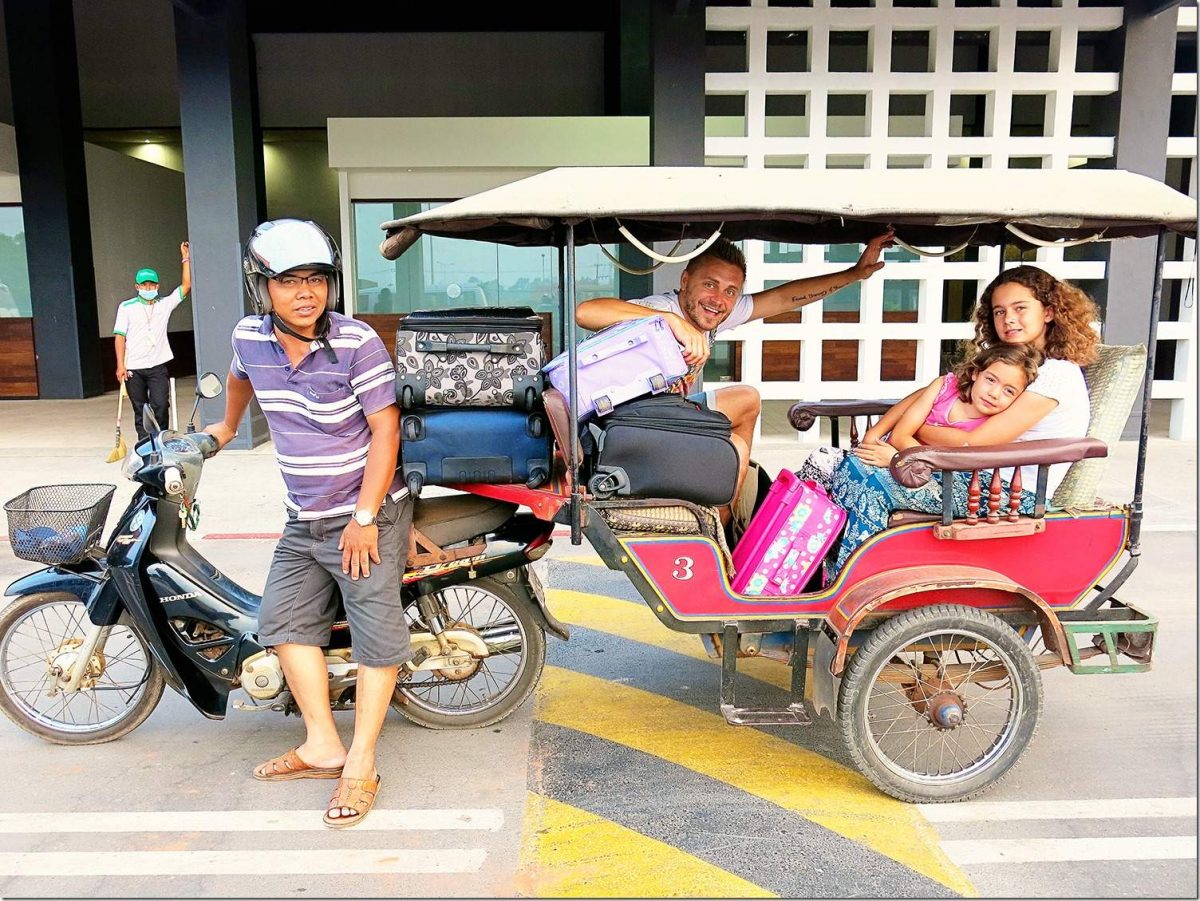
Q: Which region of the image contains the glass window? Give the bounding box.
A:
[705,94,748,138]
[765,94,809,137]
[891,30,932,73]
[829,31,871,73]
[764,242,804,263]
[767,30,810,72]
[353,201,618,348]
[883,280,920,322]
[706,30,748,73]
[704,340,742,383]
[0,207,31,317]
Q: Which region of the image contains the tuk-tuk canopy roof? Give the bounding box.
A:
[379,166,1197,259]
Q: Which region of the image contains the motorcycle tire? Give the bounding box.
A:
[0,592,166,745]
[391,574,546,730]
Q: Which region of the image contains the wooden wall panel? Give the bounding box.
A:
[762,340,801,381]
[822,339,859,381]
[0,319,37,398]
[881,339,918,381]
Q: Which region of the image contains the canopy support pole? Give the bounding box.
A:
[565,224,582,545]
[1128,231,1167,554]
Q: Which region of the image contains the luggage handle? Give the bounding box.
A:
[579,332,651,366]
[590,369,672,415]
[416,339,521,355]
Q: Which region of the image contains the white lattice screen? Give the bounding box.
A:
[704,0,1197,442]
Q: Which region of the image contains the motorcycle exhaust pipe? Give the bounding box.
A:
[477,622,523,655]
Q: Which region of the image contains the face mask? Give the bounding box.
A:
[138,289,159,301]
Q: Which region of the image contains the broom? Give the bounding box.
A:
[106,382,128,463]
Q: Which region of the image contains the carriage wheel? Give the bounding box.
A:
[838,604,1042,803]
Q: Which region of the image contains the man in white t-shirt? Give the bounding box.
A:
[576,233,894,506]
[114,241,191,442]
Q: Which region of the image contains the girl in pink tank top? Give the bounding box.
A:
[853,343,1044,468]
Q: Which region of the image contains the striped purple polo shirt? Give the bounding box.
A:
[230,312,405,520]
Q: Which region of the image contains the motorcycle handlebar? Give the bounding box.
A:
[163,466,184,495]
[193,433,220,459]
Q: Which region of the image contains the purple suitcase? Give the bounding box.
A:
[543,316,689,418]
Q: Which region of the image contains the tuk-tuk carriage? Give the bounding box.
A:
[379,166,1196,802]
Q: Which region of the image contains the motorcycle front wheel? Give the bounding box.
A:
[392,575,546,730]
[0,592,165,745]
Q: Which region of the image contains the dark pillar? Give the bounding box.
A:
[650,0,705,166]
[1106,6,1178,438]
[174,0,269,448]
[619,0,654,299]
[4,0,101,398]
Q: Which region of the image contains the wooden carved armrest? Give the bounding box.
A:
[889,437,1109,535]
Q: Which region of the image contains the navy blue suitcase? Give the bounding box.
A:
[400,407,552,496]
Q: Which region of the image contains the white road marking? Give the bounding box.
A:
[0,808,504,834]
[941,836,1197,866]
[919,797,1197,823]
[0,848,487,876]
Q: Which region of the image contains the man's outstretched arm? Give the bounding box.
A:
[747,230,894,322]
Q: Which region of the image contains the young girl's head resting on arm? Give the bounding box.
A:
[973,265,1100,366]
[953,343,1045,418]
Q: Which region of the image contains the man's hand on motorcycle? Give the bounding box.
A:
[339,521,381,580]
[204,423,237,449]
[667,313,710,367]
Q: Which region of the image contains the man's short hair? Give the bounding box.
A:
[684,237,746,280]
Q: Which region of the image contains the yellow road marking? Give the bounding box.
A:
[537,666,976,896]
[552,554,607,567]
[549,588,794,691]
[516,792,775,898]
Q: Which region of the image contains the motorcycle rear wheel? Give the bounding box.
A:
[0,592,165,745]
[392,575,545,730]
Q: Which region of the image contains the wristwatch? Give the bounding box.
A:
[353,509,377,527]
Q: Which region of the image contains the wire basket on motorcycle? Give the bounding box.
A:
[3,483,116,566]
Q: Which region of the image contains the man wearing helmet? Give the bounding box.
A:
[205,219,410,829]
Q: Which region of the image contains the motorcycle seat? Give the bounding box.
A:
[412,494,518,547]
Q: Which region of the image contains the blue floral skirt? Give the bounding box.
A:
[828,455,1036,576]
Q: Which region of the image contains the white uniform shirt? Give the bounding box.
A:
[112,288,187,370]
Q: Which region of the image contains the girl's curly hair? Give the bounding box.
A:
[972,265,1100,366]
[953,343,1044,403]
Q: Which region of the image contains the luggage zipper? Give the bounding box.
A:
[401,317,539,332]
[606,419,732,437]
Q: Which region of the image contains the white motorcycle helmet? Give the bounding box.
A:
[242,218,342,315]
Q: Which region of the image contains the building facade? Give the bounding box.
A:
[0,0,1193,444]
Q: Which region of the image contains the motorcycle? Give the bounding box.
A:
[0,373,566,745]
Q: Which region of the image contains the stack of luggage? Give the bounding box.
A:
[395,307,552,495]
[543,316,741,508]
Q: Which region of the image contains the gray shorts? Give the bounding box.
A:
[257,494,414,668]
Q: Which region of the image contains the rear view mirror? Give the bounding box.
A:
[197,372,224,399]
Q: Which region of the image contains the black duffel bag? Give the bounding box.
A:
[584,393,740,506]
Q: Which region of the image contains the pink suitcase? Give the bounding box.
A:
[731,470,847,597]
[543,316,689,418]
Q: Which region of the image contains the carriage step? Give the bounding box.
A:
[720,702,812,726]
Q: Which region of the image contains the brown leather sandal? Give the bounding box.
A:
[323,774,381,829]
[253,748,344,782]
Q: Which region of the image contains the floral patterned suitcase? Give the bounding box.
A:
[730,469,847,597]
[396,307,546,410]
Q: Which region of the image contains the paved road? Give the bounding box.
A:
[0,540,1193,897]
[0,390,1193,896]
